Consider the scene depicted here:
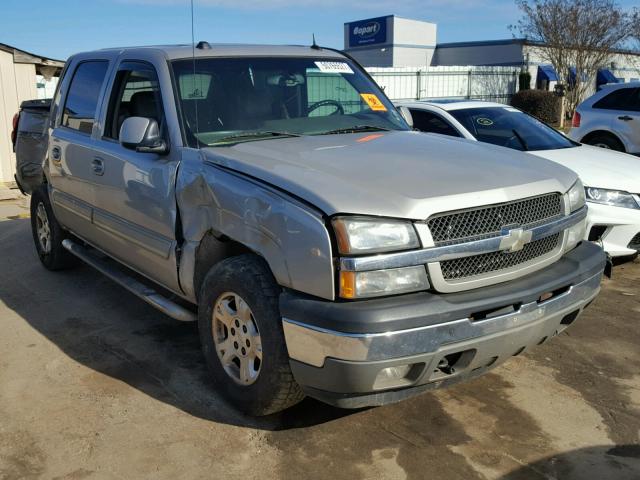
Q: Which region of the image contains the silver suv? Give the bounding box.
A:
[569,82,640,154]
[15,44,605,415]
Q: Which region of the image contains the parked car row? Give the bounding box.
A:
[396,98,640,259]
[12,44,611,416]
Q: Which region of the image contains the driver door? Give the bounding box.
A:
[87,60,182,292]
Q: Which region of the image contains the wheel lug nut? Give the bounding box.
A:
[230,328,235,335]
[233,341,238,349]
[246,339,250,347]
[235,319,240,327]
[241,347,246,355]
[242,326,247,333]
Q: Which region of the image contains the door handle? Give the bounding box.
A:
[91,157,105,176]
[618,115,633,121]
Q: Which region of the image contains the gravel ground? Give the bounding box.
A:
[0,197,639,480]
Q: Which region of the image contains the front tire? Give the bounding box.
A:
[198,254,304,416]
[30,186,77,271]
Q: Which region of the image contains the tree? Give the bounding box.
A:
[512,0,638,124]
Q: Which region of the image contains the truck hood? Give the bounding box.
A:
[532,145,640,194]
[200,131,577,219]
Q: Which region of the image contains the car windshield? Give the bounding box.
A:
[449,106,578,151]
[171,56,408,146]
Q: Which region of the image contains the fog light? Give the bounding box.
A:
[373,364,414,390]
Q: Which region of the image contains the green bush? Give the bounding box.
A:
[518,71,531,91]
[510,89,560,125]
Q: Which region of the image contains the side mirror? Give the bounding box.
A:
[398,106,414,128]
[119,116,168,154]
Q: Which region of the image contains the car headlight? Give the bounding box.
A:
[567,179,586,212]
[585,187,640,210]
[332,216,420,254]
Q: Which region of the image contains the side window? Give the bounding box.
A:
[593,88,637,111]
[410,109,460,137]
[104,63,164,140]
[62,61,109,134]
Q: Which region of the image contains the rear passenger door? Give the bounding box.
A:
[88,60,181,292]
[593,87,640,151]
[48,59,110,239]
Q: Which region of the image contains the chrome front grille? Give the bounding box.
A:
[440,233,561,280]
[428,193,563,246]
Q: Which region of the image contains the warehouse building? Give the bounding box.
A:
[0,43,63,186]
[344,16,640,86]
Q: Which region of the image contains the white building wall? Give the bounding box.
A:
[0,52,39,184]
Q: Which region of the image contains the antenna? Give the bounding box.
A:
[311,33,321,50]
[190,0,200,145]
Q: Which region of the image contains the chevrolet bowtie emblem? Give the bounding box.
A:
[499,227,533,253]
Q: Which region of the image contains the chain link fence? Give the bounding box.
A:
[366,66,520,104]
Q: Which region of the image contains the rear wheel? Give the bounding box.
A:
[198,254,304,416]
[30,186,77,271]
[584,133,625,152]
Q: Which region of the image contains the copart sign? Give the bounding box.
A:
[347,16,388,47]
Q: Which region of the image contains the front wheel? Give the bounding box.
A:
[30,186,77,271]
[198,255,304,416]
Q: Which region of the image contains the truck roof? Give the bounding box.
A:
[83,43,347,61]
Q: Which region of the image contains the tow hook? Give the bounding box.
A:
[437,358,456,375]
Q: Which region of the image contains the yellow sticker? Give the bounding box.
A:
[360,93,387,112]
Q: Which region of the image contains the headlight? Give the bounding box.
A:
[567,179,586,212]
[340,266,430,299]
[585,187,640,210]
[332,216,420,254]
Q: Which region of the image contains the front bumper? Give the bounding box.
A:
[281,242,605,408]
[586,202,640,257]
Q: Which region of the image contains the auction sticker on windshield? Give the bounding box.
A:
[360,93,387,111]
[314,62,354,74]
[476,117,494,126]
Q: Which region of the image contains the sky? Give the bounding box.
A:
[0,0,637,61]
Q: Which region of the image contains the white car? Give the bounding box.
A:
[568,82,640,155]
[396,99,640,258]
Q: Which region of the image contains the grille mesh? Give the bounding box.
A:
[440,233,561,280]
[428,193,563,246]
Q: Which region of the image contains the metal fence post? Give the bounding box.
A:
[467,70,472,99]
[416,71,421,100]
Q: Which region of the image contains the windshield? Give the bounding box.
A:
[449,106,578,151]
[171,56,408,146]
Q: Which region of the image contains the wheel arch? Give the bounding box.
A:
[580,130,626,151]
[175,158,335,303]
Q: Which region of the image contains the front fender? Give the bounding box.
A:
[176,149,335,302]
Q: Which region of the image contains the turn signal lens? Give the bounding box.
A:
[339,266,429,299]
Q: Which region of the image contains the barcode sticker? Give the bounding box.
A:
[314,61,354,74]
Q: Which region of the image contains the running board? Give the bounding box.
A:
[62,239,196,322]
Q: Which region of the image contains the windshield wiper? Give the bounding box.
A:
[210,131,301,145]
[511,129,529,151]
[317,125,391,135]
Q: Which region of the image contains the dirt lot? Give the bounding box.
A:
[1,197,639,480]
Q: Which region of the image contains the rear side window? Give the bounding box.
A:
[62,61,109,134]
[593,88,639,111]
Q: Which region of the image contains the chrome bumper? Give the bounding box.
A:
[282,270,602,368]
